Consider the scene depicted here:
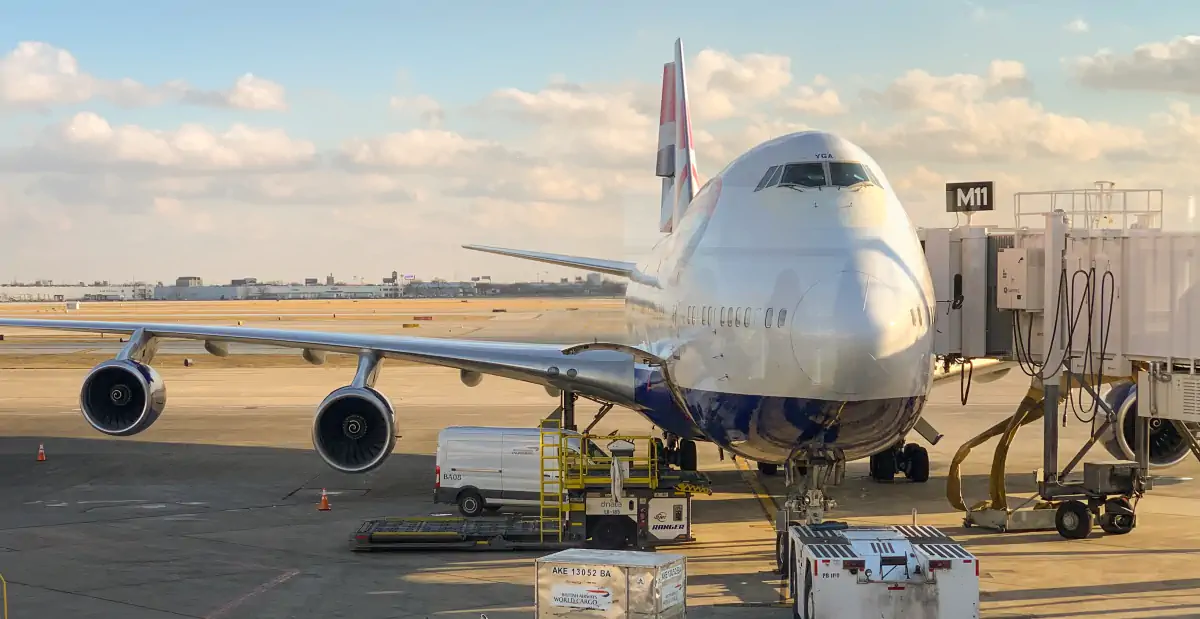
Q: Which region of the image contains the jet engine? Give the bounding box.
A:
[1101,380,1196,468]
[79,359,167,436]
[311,385,397,474]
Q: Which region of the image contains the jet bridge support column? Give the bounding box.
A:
[1041,210,1068,489]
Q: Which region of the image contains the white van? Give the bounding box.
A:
[433,426,609,517]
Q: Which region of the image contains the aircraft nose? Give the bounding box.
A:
[789,270,927,397]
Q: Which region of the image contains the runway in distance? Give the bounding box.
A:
[0,39,1008,491]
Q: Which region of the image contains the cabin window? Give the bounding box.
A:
[709,306,715,325]
[777,308,787,328]
[745,307,752,328]
[765,307,774,328]
[779,163,827,188]
[720,307,727,327]
[829,162,873,188]
[735,307,742,327]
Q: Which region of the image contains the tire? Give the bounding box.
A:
[758,462,779,476]
[457,489,484,517]
[679,440,698,471]
[1055,500,1093,539]
[904,444,930,483]
[871,451,896,482]
[590,516,629,550]
[1099,497,1136,535]
[802,560,813,619]
[776,532,790,576]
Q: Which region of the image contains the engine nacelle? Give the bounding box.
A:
[79,359,167,436]
[1101,380,1196,468]
[311,385,397,474]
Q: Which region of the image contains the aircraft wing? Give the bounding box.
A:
[0,319,637,406]
[462,245,636,278]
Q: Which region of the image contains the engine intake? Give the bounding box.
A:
[1102,380,1196,468]
[79,359,167,436]
[312,386,397,474]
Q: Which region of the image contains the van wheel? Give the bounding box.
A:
[457,490,484,517]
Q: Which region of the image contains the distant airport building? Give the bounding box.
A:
[0,274,624,303]
[0,284,154,302]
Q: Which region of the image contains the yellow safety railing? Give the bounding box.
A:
[1,572,7,619]
[561,433,660,491]
[538,418,566,542]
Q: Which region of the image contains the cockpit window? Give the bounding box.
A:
[755,165,779,191]
[778,163,826,188]
[828,162,873,188]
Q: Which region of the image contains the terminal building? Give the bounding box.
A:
[0,272,625,303]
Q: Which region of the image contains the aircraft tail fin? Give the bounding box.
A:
[655,38,699,234]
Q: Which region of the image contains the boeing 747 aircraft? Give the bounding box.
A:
[0,39,1008,521]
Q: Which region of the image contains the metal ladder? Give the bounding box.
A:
[538,418,566,542]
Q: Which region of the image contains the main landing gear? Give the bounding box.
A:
[869,442,930,483]
[662,433,698,471]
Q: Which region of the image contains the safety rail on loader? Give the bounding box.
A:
[562,433,660,491]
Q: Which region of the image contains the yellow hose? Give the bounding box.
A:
[946,374,1124,513]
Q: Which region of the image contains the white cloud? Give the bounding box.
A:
[7,42,1200,284]
[862,60,1030,113]
[340,129,503,169]
[1069,35,1200,94]
[1064,18,1089,33]
[182,73,288,111]
[785,85,846,116]
[390,94,444,128]
[22,112,317,171]
[0,42,288,111]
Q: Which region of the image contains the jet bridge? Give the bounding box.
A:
[919,180,1200,539]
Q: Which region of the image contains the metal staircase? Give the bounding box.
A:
[538,418,566,542]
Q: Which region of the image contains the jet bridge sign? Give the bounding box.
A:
[945,181,995,213]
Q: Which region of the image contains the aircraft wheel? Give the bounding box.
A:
[903,444,930,483]
[870,450,896,482]
[679,440,698,471]
[758,462,778,476]
[1055,500,1093,539]
[1099,497,1136,535]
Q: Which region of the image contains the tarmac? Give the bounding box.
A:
[0,299,1198,618]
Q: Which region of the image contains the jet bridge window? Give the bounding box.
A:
[829,162,874,188]
[778,163,827,188]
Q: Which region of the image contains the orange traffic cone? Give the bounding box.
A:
[36,444,46,462]
[318,488,331,511]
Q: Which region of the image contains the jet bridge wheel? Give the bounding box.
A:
[1055,500,1093,539]
[1099,497,1136,535]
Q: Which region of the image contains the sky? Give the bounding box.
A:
[2,0,1200,284]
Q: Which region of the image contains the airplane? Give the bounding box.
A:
[0,39,1011,519]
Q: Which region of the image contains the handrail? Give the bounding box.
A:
[561,433,660,490]
[1,572,7,619]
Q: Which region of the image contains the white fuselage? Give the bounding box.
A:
[621,131,937,463]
